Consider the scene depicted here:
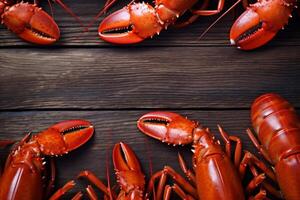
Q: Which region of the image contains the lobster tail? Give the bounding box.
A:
[251,93,300,200]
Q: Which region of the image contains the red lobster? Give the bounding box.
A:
[248,93,300,200]
[0,0,83,44]
[98,0,225,44]
[50,142,145,200]
[138,111,278,199]
[0,119,94,200]
[229,0,298,50]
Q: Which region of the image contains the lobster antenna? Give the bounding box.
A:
[47,0,55,19]
[198,0,242,40]
[105,143,114,200]
[54,0,88,32]
[86,0,118,30]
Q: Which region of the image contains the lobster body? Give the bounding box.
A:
[0,120,94,200]
[192,127,245,199]
[230,0,296,50]
[138,112,244,199]
[251,93,300,200]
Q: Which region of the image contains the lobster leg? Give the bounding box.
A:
[86,185,98,200]
[77,170,111,197]
[249,165,282,199]
[239,151,276,181]
[49,180,77,200]
[218,125,242,167]
[149,166,198,199]
[45,158,56,198]
[178,153,196,185]
[246,129,273,164]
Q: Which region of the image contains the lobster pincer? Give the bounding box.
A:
[1,2,60,45]
[98,3,163,44]
[229,0,296,50]
[0,119,94,200]
[113,142,146,200]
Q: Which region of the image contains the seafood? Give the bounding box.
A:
[0,0,82,44]
[98,0,225,44]
[230,0,297,50]
[50,142,145,200]
[0,119,94,200]
[138,111,278,199]
[248,93,300,199]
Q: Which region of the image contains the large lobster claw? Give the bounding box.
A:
[34,119,94,156]
[2,3,60,45]
[113,142,145,199]
[229,0,293,50]
[98,3,162,44]
[137,111,197,145]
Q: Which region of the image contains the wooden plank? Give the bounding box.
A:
[0,0,299,47]
[1,46,300,109]
[0,110,264,198]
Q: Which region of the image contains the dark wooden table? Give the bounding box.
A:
[0,0,300,199]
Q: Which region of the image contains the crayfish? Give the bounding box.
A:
[138,111,279,199]
[247,93,300,200]
[0,119,94,199]
[50,142,146,200]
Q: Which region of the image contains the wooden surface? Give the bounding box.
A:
[0,0,300,199]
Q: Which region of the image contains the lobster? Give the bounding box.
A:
[138,111,279,199]
[229,0,298,50]
[0,0,83,44]
[50,142,146,200]
[247,93,300,200]
[0,119,94,200]
[98,0,226,44]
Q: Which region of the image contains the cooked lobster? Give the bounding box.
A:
[50,142,145,200]
[98,0,225,44]
[138,111,277,199]
[248,93,300,200]
[0,119,94,200]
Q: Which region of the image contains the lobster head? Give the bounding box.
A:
[34,119,94,156]
[137,111,197,145]
[1,2,60,44]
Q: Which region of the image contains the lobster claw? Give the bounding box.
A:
[113,142,145,198]
[34,119,94,156]
[2,3,60,45]
[137,111,197,145]
[99,3,162,44]
[229,9,277,50]
[230,0,294,50]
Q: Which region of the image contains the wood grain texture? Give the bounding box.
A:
[0,0,299,47]
[0,110,265,199]
[1,47,300,109]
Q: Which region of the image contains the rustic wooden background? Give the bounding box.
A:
[0,0,300,199]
